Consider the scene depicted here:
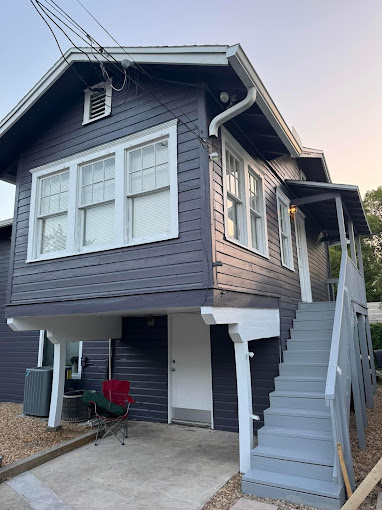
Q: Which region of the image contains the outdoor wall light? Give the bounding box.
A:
[220,91,230,103]
[289,205,298,215]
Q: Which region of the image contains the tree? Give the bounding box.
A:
[329,186,382,302]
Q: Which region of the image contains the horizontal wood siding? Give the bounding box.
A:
[0,229,40,402]
[81,341,109,391]
[8,82,211,315]
[210,125,330,349]
[211,324,279,432]
[112,316,168,423]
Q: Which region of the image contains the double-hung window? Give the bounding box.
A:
[79,157,115,247]
[27,120,178,262]
[127,140,170,240]
[37,170,69,256]
[222,129,268,257]
[276,189,294,270]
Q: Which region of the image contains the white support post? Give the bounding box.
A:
[47,341,66,431]
[335,197,347,255]
[355,236,364,276]
[348,220,357,265]
[233,339,254,474]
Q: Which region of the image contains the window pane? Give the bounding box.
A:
[82,185,92,206]
[41,178,50,197]
[40,197,50,215]
[93,182,103,203]
[60,191,69,211]
[142,145,155,169]
[142,167,155,191]
[130,150,141,172]
[130,171,141,193]
[83,203,115,247]
[251,214,259,250]
[50,194,59,213]
[282,235,290,266]
[104,158,115,180]
[156,163,169,187]
[104,179,115,200]
[60,172,69,192]
[156,141,168,165]
[41,214,67,254]
[227,197,238,239]
[82,165,92,186]
[132,189,170,238]
[93,161,104,183]
[50,174,60,195]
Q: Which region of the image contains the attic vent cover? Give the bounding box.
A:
[83,79,112,125]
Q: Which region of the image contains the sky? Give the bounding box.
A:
[0,0,381,220]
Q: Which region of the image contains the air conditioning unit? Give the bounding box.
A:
[23,367,53,417]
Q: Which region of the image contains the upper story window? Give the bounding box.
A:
[83,80,112,125]
[222,129,268,258]
[276,189,294,270]
[27,120,178,262]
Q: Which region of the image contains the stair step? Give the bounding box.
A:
[275,375,326,392]
[287,339,331,351]
[270,390,327,410]
[284,349,330,363]
[251,449,334,481]
[293,319,334,330]
[243,469,342,499]
[279,362,328,377]
[259,425,332,441]
[299,302,336,311]
[296,310,335,321]
[251,444,334,467]
[264,406,332,431]
[290,329,333,340]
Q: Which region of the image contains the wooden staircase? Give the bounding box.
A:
[242,301,346,510]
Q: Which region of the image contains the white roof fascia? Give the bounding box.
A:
[226,44,302,158]
[0,46,229,140]
[0,218,13,228]
[0,44,302,160]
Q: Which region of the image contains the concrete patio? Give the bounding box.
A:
[1,421,239,510]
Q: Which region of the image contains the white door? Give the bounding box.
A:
[169,314,213,425]
[295,212,313,302]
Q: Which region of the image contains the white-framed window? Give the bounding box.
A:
[27,120,178,262]
[276,189,294,270]
[36,170,69,256]
[83,80,112,125]
[222,128,268,257]
[38,331,83,379]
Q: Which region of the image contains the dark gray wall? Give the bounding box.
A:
[0,227,40,402]
[211,324,279,433]
[209,123,329,350]
[112,316,168,423]
[7,80,213,317]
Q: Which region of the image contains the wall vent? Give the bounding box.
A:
[83,79,112,125]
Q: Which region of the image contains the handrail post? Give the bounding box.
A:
[335,197,347,255]
[348,220,357,266]
[355,236,364,276]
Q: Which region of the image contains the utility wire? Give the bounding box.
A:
[39,0,207,147]
[29,0,90,88]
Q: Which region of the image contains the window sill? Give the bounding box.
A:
[280,260,295,272]
[26,232,179,263]
[224,235,270,260]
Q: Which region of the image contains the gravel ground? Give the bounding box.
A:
[204,387,382,510]
[0,403,90,466]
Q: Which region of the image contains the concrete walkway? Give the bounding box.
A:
[1,421,239,510]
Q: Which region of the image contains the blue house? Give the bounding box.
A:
[0,44,376,509]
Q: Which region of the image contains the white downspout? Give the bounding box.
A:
[209,86,257,137]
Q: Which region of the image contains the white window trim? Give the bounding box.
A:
[37,332,83,380]
[82,79,112,126]
[27,119,178,262]
[276,188,294,271]
[221,127,269,259]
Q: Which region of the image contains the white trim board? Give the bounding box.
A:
[0,45,302,159]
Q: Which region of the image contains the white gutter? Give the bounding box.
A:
[209,86,257,137]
